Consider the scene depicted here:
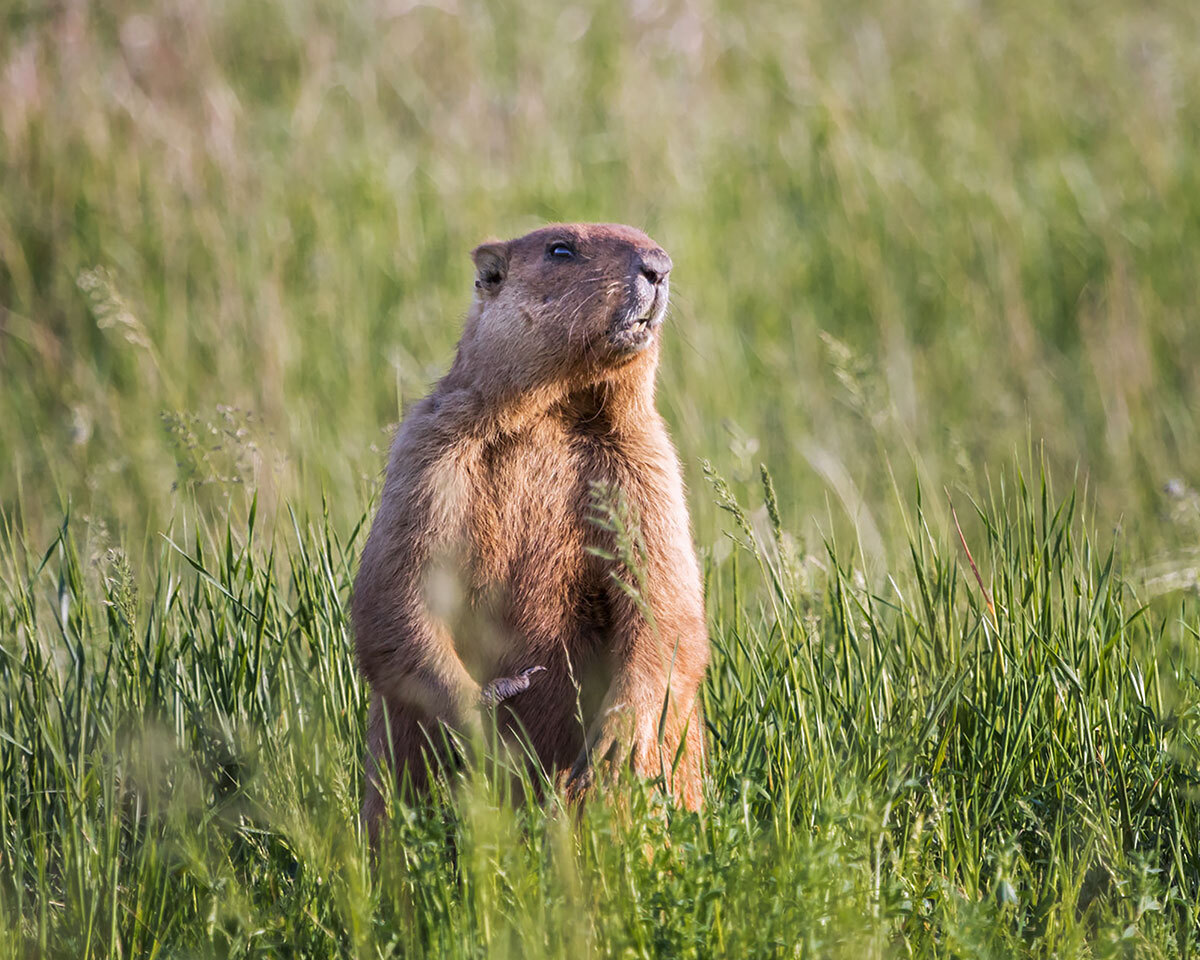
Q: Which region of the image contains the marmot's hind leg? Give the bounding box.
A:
[361,692,444,844]
[670,701,706,811]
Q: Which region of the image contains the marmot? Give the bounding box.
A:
[353,223,709,833]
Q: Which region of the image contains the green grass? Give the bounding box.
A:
[2,0,1200,955]
[1,470,1197,956]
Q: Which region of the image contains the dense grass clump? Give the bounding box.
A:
[0,470,1196,957]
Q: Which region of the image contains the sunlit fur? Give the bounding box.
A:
[353,224,708,836]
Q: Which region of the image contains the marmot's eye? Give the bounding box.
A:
[547,242,576,260]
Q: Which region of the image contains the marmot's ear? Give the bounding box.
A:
[471,242,509,293]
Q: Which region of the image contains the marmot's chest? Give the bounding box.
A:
[460,427,640,592]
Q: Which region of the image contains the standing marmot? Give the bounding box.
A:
[353,223,709,833]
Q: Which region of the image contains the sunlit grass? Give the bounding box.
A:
[0,467,1197,956]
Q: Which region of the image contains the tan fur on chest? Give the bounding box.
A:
[423,444,476,547]
[428,424,595,648]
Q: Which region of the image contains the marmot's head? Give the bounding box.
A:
[467,223,672,379]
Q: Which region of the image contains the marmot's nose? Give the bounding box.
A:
[638,248,673,286]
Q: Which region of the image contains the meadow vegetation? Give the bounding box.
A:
[1,0,1199,955]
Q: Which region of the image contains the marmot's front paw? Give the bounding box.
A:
[479,665,546,708]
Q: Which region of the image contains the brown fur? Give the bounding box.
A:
[352,223,709,835]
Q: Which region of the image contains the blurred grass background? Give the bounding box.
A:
[2,0,1200,956]
[4,0,1200,561]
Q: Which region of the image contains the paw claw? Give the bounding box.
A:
[479,664,547,707]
